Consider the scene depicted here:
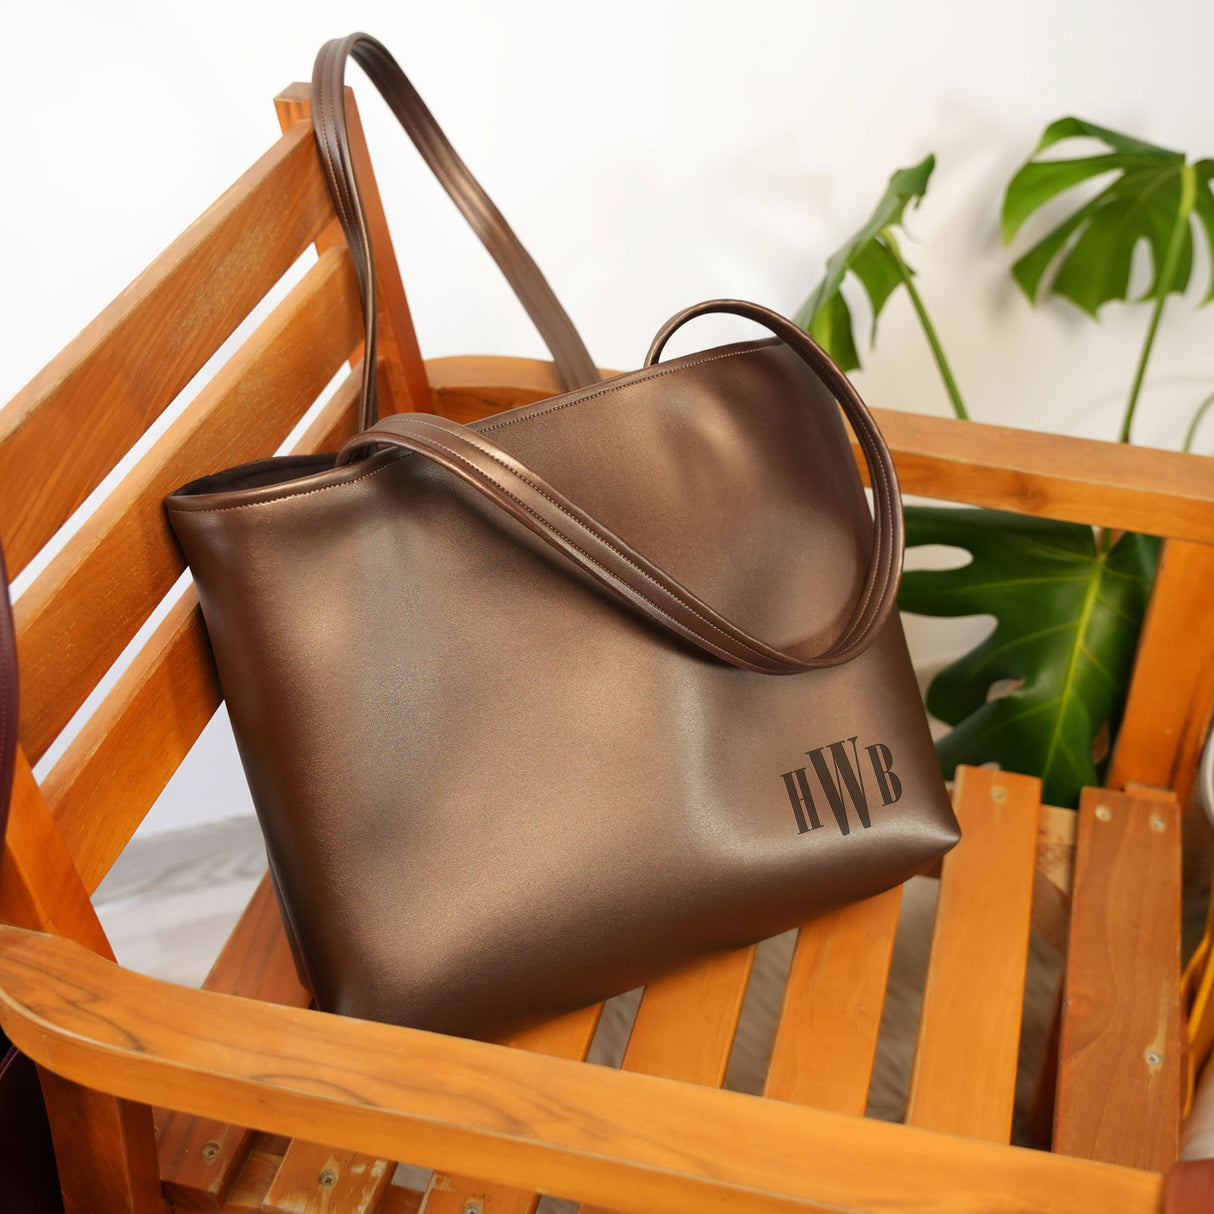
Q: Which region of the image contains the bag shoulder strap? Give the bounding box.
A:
[312,33,601,429]
[338,300,903,674]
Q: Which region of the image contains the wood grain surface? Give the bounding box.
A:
[0,925,1164,1214]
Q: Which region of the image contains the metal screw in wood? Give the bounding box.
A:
[200,1141,221,1163]
[1095,805,1112,821]
[320,1168,339,1188]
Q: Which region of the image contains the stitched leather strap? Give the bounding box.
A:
[312,33,601,429]
[0,542,17,848]
[337,301,903,673]
[646,299,904,659]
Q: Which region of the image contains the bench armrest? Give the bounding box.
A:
[0,923,1162,1214]
[426,355,1214,544]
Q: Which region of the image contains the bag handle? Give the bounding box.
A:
[337,300,903,674]
[312,33,601,430]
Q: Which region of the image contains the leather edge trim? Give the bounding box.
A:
[164,338,785,514]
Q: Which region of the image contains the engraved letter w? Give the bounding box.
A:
[806,737,871,836]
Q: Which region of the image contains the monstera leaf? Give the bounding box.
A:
[795,156,935,373]
[899,507,1160,807]
[1002,117,1214,313]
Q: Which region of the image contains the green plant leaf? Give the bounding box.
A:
[795,155,935,371]
[1002,117,1214,313]
[1183,389,1214,453]
[898,507,1160,806]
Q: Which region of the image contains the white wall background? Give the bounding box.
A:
[3,0,1213,832]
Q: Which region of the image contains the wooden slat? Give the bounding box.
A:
[218,1149,425,1214]
[42,370,363,892]
[763,888,902,1114]
[157,874,311,1210]
[429,355,569,423]
[15,244,363,765]
[378,1187,426,1214]
[276,85,431,418]
[0,750,161,1213]
[1055,785,1183,1172]
[43,590,216,894]
[503,1001,603,1057]
[610,947,755,1084]
[1033,802,1077,955]
[1037,802,1077,897]
[576,948,755,1214]
[422,1003,603,1214]
[200,872,311,1006]
[906,766,1039,1142]
[264,1143,392,1214]
[424,356,1214,541]
[218,1148,281,1210]
[0,747,112,956]
[0,121,334,579]
[37,1067,163,1214]
[0,926,1166,1214]
[1107,539,1214,801]
[866,412,1214,542]
[1164,1160,1214,1214]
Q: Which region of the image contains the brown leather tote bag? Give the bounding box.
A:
[165,34,959,1040]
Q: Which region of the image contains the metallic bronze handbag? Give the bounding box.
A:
[165,34,959,1040]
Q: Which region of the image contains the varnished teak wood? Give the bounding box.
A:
[1107,539,1214,801]
[0,926,1167,1214]
[424,357,1214,542]
[0,121,335,579]
[157,874,311,1210]
[905,766,1039,1142]
[274,89,431,418]
[764,889,901,1115]
[1056,786,1184,1172]
[15,244,363,765]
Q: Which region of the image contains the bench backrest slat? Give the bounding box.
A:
[14,244,362,765]
[40,368,363,893]
[0,121,336,578]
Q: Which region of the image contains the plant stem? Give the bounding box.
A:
[1183,389,1214,453]
[1119,162,1197,443]
[883,230,969,420]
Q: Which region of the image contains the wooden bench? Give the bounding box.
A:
[0,79,1212,1214]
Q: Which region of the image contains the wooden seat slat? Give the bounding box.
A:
[40,370,361,893]
[15,244,362,765]
[614,945,756,1085]
[1055,785,1183,1172]
[572,946,756,1214]
[421,1004,605,1214]
[763,887,902,1115]
[0,121,335,579]
[157,873,312,1208]
[264,1143,393,1214]
[905,766,1039,1143]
